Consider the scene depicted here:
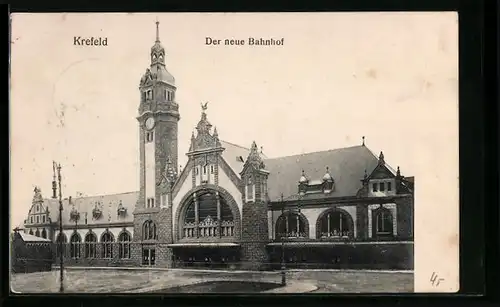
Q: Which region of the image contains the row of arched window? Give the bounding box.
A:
[275,207,394,239]
[29,228,47,239]
[56,231,132,259]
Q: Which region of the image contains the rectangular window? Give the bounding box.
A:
[36,205,39,212]
[30,216,33,223]
[36,216,39,224]
[42,216,46,223]
[146,132,154,143]
[380,182,385,192]
[195,166,199,175]
[387,182,392,191]
[372,183,378,192]
[210,165,214,174]
[246,184,255,202]
[164,89,167,100]
[203,165,207,174]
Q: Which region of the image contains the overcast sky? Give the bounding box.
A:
[10,12,458,230]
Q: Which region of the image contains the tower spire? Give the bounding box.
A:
[155,19,160,43]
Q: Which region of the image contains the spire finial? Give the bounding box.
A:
[362,136,365,146]
[155,18,160,43]
[260,146,263,154]
[378,151,385,165]
[396,166,401,177]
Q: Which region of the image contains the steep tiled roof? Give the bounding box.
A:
[42,191,137,227]
[264,145,381,201]
[220,140,268,179]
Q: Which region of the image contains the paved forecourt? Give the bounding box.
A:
[11,267,413,293]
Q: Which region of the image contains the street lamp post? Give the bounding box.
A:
[55,162,64,293]
[279,192,303,286]
[280,193,286,286]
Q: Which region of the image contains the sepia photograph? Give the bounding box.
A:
[10,12,458,294]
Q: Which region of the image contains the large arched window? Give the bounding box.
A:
[118,231,131,259]
[84,232,97,258]
[183,191,234,238]
[35,229,40,237]
[56,233,67,258]
[374,208,393,236]
[317,209,353,239]
[143,220,157,240]
[70,233,81,259]
[276,212,308,239]
[101,231,114,259]
[41,229,47,239]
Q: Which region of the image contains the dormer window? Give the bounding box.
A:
[203,165,207,175]
[210,165,214,174]
[372,183,378,192]
[146,89,153,100]
[387,182,392,191]
[92,203,103,220]
[117,201,127,216]
[380,182,385,191]
[245,177,255,202]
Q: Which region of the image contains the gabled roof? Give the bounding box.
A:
[264,145,381,201]
[38,191,137,227]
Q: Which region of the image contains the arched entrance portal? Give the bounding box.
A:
[173,186,241,269]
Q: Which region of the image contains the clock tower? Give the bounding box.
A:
[135,20,179,214]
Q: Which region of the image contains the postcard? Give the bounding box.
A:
[9,12,459,293]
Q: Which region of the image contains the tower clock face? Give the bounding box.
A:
[145,117,155,130]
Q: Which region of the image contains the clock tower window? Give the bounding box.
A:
[146,132,154,143]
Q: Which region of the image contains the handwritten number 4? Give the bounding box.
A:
[430,272,444,287]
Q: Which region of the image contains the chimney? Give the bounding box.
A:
[51,161,57,199]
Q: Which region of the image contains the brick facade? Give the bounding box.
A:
[240,160,270,270]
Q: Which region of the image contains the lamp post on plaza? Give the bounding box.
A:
[280,193,286,286]
[55,161,64,293]
[279,192,303,286]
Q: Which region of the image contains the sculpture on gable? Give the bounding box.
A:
[189,102,221,152]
